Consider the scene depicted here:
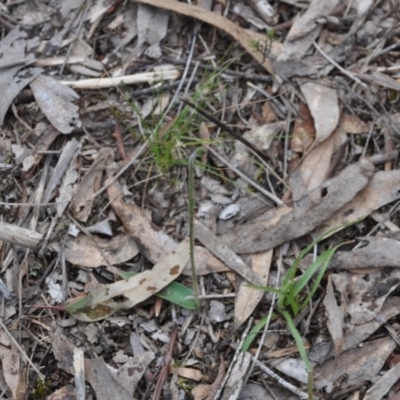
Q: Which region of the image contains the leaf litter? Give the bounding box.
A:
[0,0,400,399]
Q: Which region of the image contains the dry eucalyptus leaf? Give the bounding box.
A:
[234,249,272,328]
[330,236,400,270]
[315,337,396,392]
[220,159,374,254]
[339,113,369,134]
[67,238,190,322]
[342,297,400,353]
[194,221,263,286]
[30,74,81,134]
[290,131,335,209]
[331,270,400,329]
[290,102,315,153]
[85,357,134,400]
[0,332,26,400]
[70,147,113,222]
[318,169,400,234]
[363,362,400,400]
[56,163,79,217]
[50,234,139,268]
[324,276,344,356]
[137,4,169,59]
[0,26,41,126]
[300,81,339,144]
[277,0,339,62]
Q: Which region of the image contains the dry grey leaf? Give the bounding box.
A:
[30,74,81,134]
[0,26,41,125]
[51,325,75,375]
[315,337,396,392]
[43,138,81,204]
[46,385,76,400]
[271,358,308,385]
[324,276,344,356]
[331,271,400,329]
[109,2,138,53]
[370,71,400,91]
[137,4,169,59]
[363,362,400,400]
[86,217,113,236]
[318,169,400,235]
[85,357,134,400]
[232,3,268,30]
[277,0,339,62]
[353,0,374,16]
[309,297,400,364]
[300,81,339,144]
[220,159,374,254]
[194,221,263,286]
[330,236,400,270]
[230,121,284,180]
[87,0,113,23]
[70,147,113,222]
[50,234,139,268]
[56,163,79,217]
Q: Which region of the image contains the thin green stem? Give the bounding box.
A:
[188,148,204,308]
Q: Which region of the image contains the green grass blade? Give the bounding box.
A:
[300,245,341,310]
[241,313,276,352]
[282,310,313,373]
[292,248,334,300]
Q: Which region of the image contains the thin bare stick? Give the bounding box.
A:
[0,319,45,380]
[313,41,367,88]
[206,146,284,206]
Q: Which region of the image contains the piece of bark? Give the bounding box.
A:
[329,236,400,270]
[194,221,263,285]
[0,221,43,249]
[219,159,375,254]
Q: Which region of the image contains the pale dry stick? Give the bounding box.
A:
[254,359,309,399]
[0,201,69,207]
[60,66,181,89]
[195,293,236,300]
[73,347,86,400]
[371,210,400,233]
[215,318,254,399]
[206,146,284,206]
[59,0,91,75]
[313,41,367,88]
[243,249,282,389]
[161,31,197,119]
[0,221,42,249]
[178,60,200,114]
[0,319,45,380]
